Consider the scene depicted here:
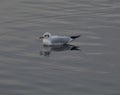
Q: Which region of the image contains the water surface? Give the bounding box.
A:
[0,0,120,95]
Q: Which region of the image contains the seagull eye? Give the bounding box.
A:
[44,35,49,38]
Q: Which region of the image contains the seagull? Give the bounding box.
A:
[40,32,80,45]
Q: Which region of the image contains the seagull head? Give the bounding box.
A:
[40,32,51,39]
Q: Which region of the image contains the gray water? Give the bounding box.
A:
[0,0,120,95]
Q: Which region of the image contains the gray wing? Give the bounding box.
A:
[51,36,71,44]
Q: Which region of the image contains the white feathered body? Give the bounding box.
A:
[43,35,73,45]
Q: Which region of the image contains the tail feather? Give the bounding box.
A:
[70,35,81,39]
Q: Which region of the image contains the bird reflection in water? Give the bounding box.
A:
[40,44,80,56]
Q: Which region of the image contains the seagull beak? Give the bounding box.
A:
[40,36,44,39]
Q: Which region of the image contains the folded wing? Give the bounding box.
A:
[51,36,71,44]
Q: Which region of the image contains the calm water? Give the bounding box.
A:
[0,0,120,95]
